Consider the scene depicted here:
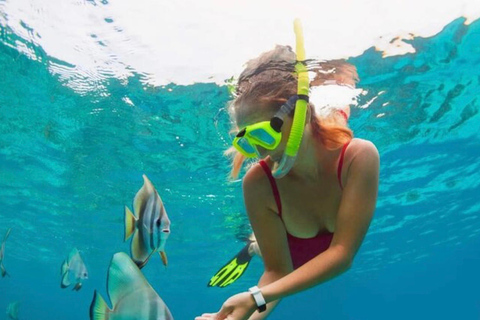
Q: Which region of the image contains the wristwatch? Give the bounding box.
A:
[248,286,267,313]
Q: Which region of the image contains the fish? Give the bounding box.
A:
[208,233,262,288]
[89,252,174,320]
[0,228,12,278]
[124,174,171,269]
[60,248,88,291]
[6,301,20,320]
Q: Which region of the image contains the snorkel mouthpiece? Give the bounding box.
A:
[272,18,310,178]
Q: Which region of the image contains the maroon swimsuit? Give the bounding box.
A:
[258,142,350,269]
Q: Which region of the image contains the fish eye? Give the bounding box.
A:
[84,273,87,277]
[156,219,161,226]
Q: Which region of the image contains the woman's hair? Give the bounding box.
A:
[226,45,358,178]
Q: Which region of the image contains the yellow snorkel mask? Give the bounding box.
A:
[232,95,302,158]
[232,19,310,178]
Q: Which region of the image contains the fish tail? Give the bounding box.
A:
[208,243,253,288]
[124,206,136,242]
[89,290,112,320]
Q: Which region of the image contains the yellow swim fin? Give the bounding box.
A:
[208,242,252,288]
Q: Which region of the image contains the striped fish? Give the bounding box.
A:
[61,248,88,291]
[0,228,12,278]
[124,175,171,269]
[89,252,174,320]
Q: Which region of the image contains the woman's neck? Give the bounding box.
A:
[285,128,334,182]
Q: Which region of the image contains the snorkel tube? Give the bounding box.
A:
[272,18,310,178]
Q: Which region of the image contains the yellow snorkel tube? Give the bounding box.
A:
[272,19,310,178]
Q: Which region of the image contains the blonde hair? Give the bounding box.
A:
[226,45,358,179]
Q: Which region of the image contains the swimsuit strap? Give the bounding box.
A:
[337,141,351,190]
[338,110,349,121]
[259,160,283,217]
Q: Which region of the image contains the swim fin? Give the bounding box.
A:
[208,242,252,288]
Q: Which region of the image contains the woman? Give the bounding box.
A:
[196,45,379,320]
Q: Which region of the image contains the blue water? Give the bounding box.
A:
[1,12,480,320]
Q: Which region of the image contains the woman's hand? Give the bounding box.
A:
[195,292,257,320]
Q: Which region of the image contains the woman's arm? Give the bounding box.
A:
[242,163,294,319]
[259,139,379,302]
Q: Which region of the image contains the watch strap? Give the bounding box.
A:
[248,286,267,313]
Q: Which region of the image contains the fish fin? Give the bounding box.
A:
[1,263,8,277]
[164,306,175,320]
[0,228,11,262]
[136,249,156,269]
[124,206,137,242]
[107,253,157,306]
[159,251,168,267]
[61,260,69,275]
[89,290,112,320]
[73,282,83,291]
[2,228,11,243]
[131,231,150,269]
[61,270,71,288]
[68,248,80,264]
[208,243,252,288]
[133,175,153,217]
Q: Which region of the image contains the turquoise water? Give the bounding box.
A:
[1,13,480,320]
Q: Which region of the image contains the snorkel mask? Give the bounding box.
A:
[232,19,310,178]
[233,95,300,158]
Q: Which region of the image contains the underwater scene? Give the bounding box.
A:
[1,2,480,319]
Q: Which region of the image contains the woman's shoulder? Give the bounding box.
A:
[344,138,380,177]
[243,160,271,190]
[347,138,379,157]
[241,160,279,214]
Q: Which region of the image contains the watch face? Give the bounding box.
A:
[258,304,267,313]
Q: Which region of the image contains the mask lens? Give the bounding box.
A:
[237,138,256,155]
[249,128,276,147]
